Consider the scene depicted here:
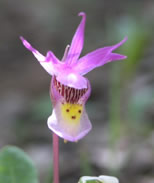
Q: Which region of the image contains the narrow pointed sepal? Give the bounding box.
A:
[65,12,86,65]
[75,37,127,75]
[20,36,60,75]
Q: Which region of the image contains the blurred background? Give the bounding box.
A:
[0,0,154,183]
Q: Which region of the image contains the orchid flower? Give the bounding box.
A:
[20,12,127,142]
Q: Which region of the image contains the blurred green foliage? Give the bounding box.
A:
[80,152,93,176]
[31,95,52,121]
[108,16,152,143]
[0,146,38,183]
[128,87,154,134]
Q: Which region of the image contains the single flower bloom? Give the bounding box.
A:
[79,175,119,183]
[20,12,127,142]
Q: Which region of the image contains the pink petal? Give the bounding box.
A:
[56,71,88,89]
[20,36,60,75]
[75,37,127,75]
[65,12,86,65]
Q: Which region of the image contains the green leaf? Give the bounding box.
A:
[78,175,119,183]
[0,146,39,183]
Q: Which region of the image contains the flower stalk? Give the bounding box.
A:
[53,133,59,183]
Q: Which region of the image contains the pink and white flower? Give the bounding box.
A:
[20,12,127,142]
